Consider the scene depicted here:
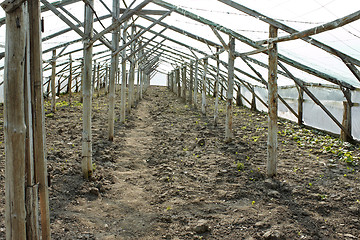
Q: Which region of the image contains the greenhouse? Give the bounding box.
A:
[0,0,360,239]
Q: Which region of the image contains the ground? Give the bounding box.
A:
[0,86,360,239]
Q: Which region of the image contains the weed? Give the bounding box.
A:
[236,161,244,171]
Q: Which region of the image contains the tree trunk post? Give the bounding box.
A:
[225,37,235,142]
[236,84,243,107]
[3,2,27,238]
[251,85,257,111]
[341,89,353,142]
[194,60,199,108]
[202,59,208,115]
[120,20,128,123]
[189,61,194,104]
[51,50,56,112]
[297,86,304,126]
[68,54,72,102]
[82,0,94,179]
[214,47,220,126]
[128,25,136,109]
[267,25,279,177]
[182,65,187,102]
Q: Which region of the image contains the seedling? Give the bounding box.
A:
[236,161,244,171]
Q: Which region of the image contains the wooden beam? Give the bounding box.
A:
[258,10,360,45]
[120,8,169,15]
[201,59,208,115]
[267,25,278,177]
[214,47,220,126]
[50,50,57,112]
[120,20,128,123]
[210,26,229,51]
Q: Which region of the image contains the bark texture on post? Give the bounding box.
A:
[50,50,56,112]
[120,21,128,123]
[108,0,119,141]
[201,59,208,115]
[28,0,51,237]
[182,65,187,102]
[297,87,304,126]
[194,60,199,108]
[82,0,94,179]
[176,67,181,97]
[267,25,278,177]
[68,54,72,101]
[189,61,194,104]
[214,49,220,125]
[341,89,352,142]
[128,25,136,109]
[3,3,27,239]
[225,37,235,142]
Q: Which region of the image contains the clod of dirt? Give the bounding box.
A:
[192,219,210,234]
[263,229,283,240]
[89,187,100,196]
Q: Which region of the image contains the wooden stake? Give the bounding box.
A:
[120,20,128,123]
[214,47,220,125]
[341,89,352,142]
[82,0,94,179]
[68,54,72,102]
[267,25,278,177]
[189,61,193,104]
[28,0,51,237]
[236,84,242,106]
[182,65,187,102]
[225,37,235,142]
[194,60,199,108]
[297,87,303,126]
[3,3,27,239]
[51,50,56,112]
[202,59,208,115]
[108,0,119,140]
[128,25,136,109]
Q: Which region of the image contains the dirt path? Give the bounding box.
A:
[0,86,360,239]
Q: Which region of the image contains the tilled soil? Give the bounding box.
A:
[0,86,360,239]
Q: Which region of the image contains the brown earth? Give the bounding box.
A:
[0,86,360,239]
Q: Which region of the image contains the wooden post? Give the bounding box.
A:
[267,25,278,177]
[194,60,199,108]
[341,89,352,142]
[82,0,94,179]
[96,63,100,97]
[128,25,136,109]
[251,85,256,111]
[92,60,96,95]
[214,47,220,125]
[68,54,72,102]
[2,2,27,238]
[202,59,208,115]
[236,84,243,106]
[220,84,224,100]
[108,0,120,141]
[104,64,108,93]
[176,67,181,97]
[225,37,235,142]
[51,50,56,112]
[182,65,187,102]
[120,20,128,123]
[28,0,51,237]
[189,61,194,104]
[297,86,304,126]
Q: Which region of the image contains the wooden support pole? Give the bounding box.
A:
[236,84,242,106]
[267,25,278,177]
[251,85,257,111]
[96,63,100,97]
[225,37,235,142]
[176,67,181,97]
[214,47,220,126]
[297,87,304,126]
[82,0,94,179]
[3,2,27,239]
[108,0,119,141]
[182,65,187,102]
[68,54,72,101]
[194,60,199,108]
[28,0,51,237]
[128,25,136,109]
[341,89,353,142]
[51,50,56,112]
[120,20,128,123]
[189,61,194,104]
[202,59,208,115]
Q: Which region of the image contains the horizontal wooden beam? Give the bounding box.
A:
[120,8,169,15]
[258,10,360,45]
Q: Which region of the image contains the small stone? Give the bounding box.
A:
[193,219,210,234]
[263,230,283,240]
[264,178,277,189]
[343,233,357,239]
[268,190,280,198]
[89,187,99,196]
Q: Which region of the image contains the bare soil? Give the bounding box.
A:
[1,86,360,239]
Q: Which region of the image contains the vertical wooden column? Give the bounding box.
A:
[51,50,56,112]
[201,59,208,115]
[267,25,279,177]
[68,55,73,102]
[2,2,27,239]
[176,67,181,97]
[189,61,194,104]
[82,0,94,179]
[297,86,304,126]
[182,65,187,102]
[225,37,235,142]
[194,60,199,108]
[28,0,51,237]
[104,64,108,93]
[214,48,220,126]
[108,0,119,140]
[128,25,136,109]
[120,21,128,123]
[96,63,100,97]
[341,89,352,142]
[236,84,242,106]
[251,85,257,111]
[92,60,96,95]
